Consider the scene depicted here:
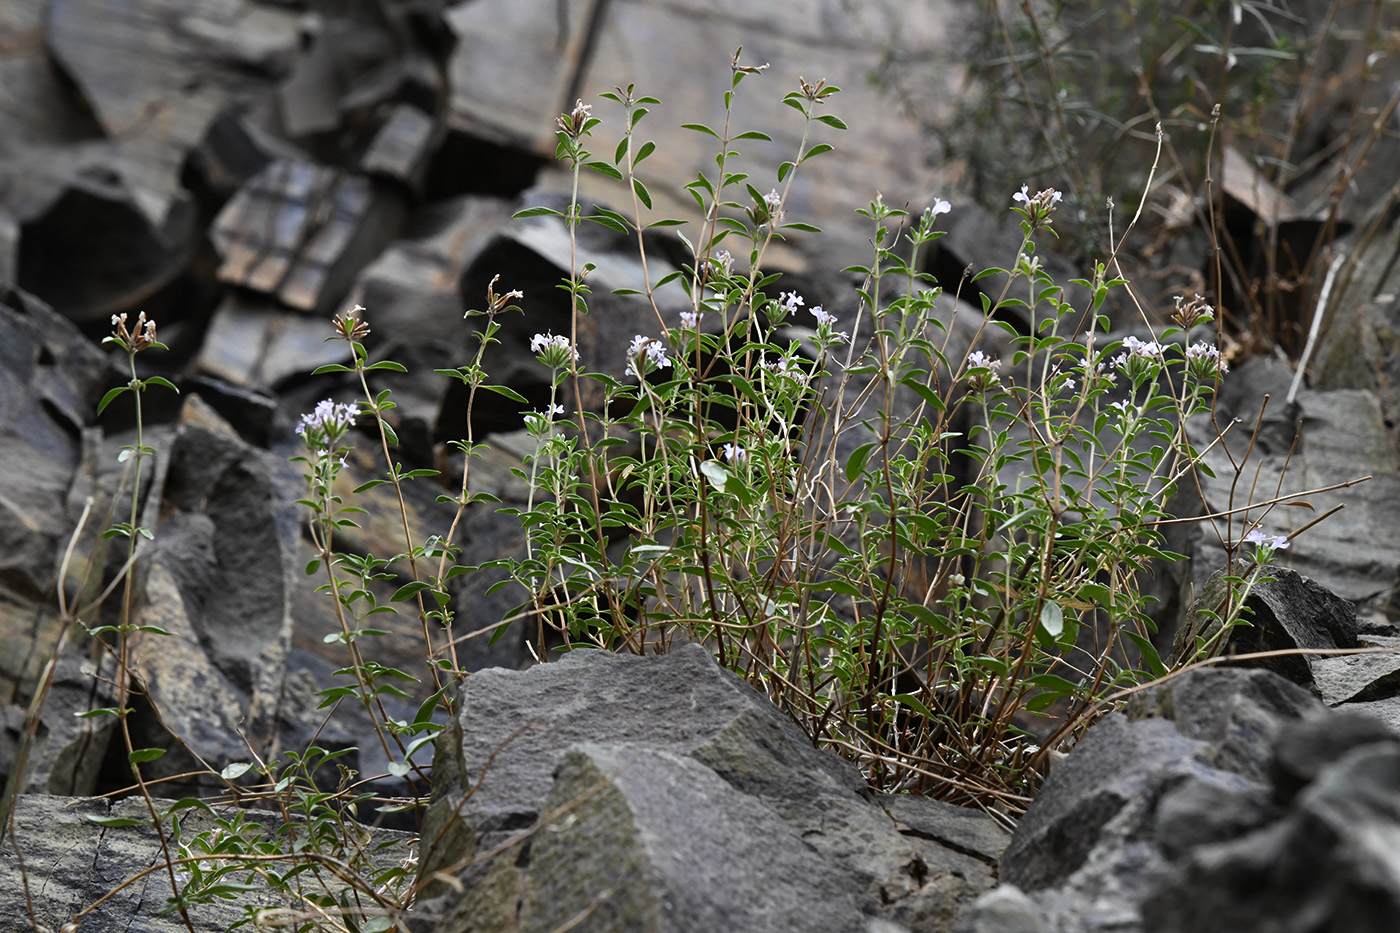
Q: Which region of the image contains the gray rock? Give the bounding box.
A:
[0,794,414,933]
[417,644,1001,932]
[1145,742,1400,933]
[953,886,1046,933]
[211,158,406,314]
[1182,357,1400,617]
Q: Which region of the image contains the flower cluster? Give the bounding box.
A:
[810,305,848,345]
[1012,184,1063,230]
[108,311,159,353]
[1244,528,1290,551]
[754,188,785,228]
[297,399,358,446]
[556,99,592,140]
[1185,341,1228,379]
[531,332,578,369]
[1172,293,1215,331]
[628,335,672,374]
[965,350,1003,394]
[1110,335,1165,382]
[679,311,703,330]
[778,291,804,319]
[333,305,371,342]
[713,250,734,277]
[760,354,809,384]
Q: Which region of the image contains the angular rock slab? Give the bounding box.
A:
[417,644,1004,932]
[988,664,1400,933]
[211,158,404,313]
[445,0,969,264]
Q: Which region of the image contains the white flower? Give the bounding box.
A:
[1244,529,1290,550]
[680,311,702,329]
[628,335,671,370]
[929,198,951,217]
[810,305,835,326]
[530,332,578,366]
[722,442,747,463]
[714,250,734,276]
[297,399,358,440]
[1013,184,1032,205]
[967,350,1001,370]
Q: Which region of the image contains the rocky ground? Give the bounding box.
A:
[4,1,1400,931]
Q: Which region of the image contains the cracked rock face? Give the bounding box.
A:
[413,644,1009,933]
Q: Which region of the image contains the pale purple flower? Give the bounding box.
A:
[929,198,951,217]
[810,305,835,327]
[780,291,805,315]
[1186,341,1228,376]
[714,250,734,276]
[530,332,578,366]
[722,442,747,464]
[680,311,703,329]
[629,334,672,370]
[1244,529,1290,550]
[297,399,358,441]
[764,189,782,214]
[967,350,1001,371]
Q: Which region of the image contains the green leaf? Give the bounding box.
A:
[482,384,529,403]
[1039,600,1064,639]
[513,206,565,218]
[145,376,180,393]
[391,581,433,602]
[96,386,127,415]
[681,122,719,137]
[585,160,623,180]
[353,479,390,493]
[633,177,653,209]
[305,558,321,576]
[815,114,848,129]
[74,707,125,719]
[221,762,253,780]
[128,747,167,764]
[734,130,773,140]
[777,161,794,182]
[365,360,408,373]
[134,625,173,637]
[845,442,876,482]
[634,140,656,165]
[800,143,834,161]
[311,363,354,375]
[781,222,822,233]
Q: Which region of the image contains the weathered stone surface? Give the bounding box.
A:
[1171,568,1357,686]
[417,645,1003,932]
[985,660,1400,933]
[195,294,353,389]
[1181,355,1400,617]
[445,0,969,267]
[362,103,440,195]
[211,158,405,313]
[16,164,191,323]
[348,194,515,340]
[126,395,294,787]
[0,794,415,932]
[45,0,300,226]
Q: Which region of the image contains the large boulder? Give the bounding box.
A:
[414,644,1009,932]
[967,663,1400,933]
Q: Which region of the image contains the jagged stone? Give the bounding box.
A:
[211,158,405,313]
[362,104,440,195]
[0,794,415,932]
[195,294,352,389]
[443,0,968,267]
[45,0,300,227]
[416,644,1003,932]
